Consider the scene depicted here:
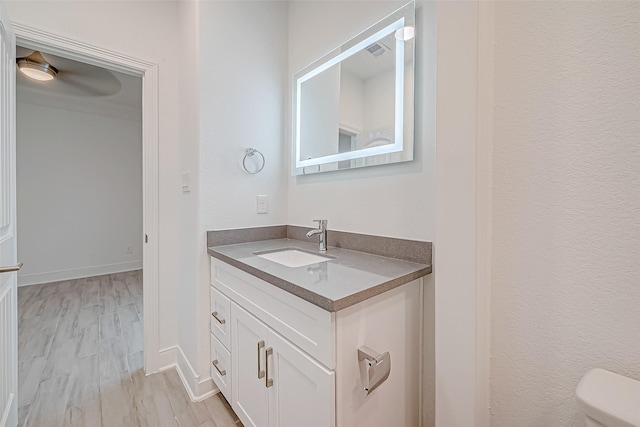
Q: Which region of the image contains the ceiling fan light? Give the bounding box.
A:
[17,56,58,82]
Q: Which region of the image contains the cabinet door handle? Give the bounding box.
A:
[211,311,226,325]
[257,340,265,379]
[0,262,23,273]
[212,359,226,376]
[265,347,273,388]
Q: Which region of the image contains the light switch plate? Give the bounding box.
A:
[257,195,268,214]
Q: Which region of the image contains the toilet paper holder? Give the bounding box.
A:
[358,346,391,395]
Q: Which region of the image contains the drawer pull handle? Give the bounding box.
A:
[212,359,226,376]
[257,340,265,379]
[211,311,226,325]
[0,262,22,273]
[265,347,273,388]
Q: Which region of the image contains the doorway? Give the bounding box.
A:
[15,45,144,426]
[16,47,143,286]
[12,24,160,375]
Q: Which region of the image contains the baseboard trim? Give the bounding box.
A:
[175,346,218,402]
[17,261,143,286]
[156,346,179,373]
[196,377,217,401]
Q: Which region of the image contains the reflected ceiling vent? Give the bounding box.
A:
[365,42,390,58]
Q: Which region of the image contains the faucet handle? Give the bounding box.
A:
[312,219,327,229]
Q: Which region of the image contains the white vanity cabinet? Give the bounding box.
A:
[209,257,422,427]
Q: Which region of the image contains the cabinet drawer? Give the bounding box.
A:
[210,286,231,350]
[211,258,335,369]
[210,333,231,402]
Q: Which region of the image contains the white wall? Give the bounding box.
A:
[339,69,364,133]
[177,0,203,389]
[299,63,340,159]
[363,68,394,133]
[287,0,434,241]
[196,0,289,386]
[16,98,142,286]
[490,2,640,425]
[433,2,482,426]
[6,0,195,362]
[198,1,288,232]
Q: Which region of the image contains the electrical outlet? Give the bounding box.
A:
[257,195,269,214]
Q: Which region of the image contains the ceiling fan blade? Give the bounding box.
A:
[54,76,117,97]
[16,45,138,104]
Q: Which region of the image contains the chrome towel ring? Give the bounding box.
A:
[243,148,265,174]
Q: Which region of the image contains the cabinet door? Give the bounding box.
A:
[267,329,335,427]
[231,303,270,427]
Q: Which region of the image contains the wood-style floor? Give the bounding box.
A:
[17,270,241,427]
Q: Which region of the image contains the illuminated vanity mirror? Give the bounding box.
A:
[292,1,415,175]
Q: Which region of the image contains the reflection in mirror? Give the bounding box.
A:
[293,1,415,175]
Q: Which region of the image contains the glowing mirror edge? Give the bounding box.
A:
[294,16,406,169]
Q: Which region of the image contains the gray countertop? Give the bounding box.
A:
[208,238,431,312]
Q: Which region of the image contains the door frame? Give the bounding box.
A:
[12,23,161,373]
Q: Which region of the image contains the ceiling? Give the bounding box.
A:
[16,46,142,109]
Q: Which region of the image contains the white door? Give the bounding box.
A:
[267,329,335,427]
[0,3,18,427]
[231,303,269,427]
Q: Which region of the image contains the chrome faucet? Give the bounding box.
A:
[306,219,328,252]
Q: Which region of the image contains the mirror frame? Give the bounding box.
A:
[292,1,415,176]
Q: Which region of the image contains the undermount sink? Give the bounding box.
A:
[254,248,334,268]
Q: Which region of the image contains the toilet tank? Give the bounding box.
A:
[576,368,640,427]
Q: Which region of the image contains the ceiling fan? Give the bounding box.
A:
[15,48,123,97]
